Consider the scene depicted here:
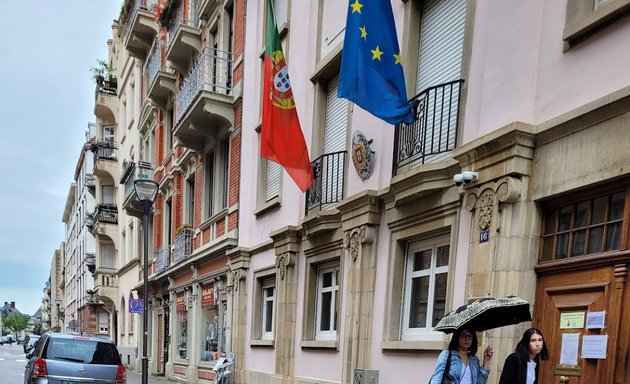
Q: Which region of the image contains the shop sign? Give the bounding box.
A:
[560,312,585,329]
[129,298,144,313]
[176,292,186,313]
[201,283,215,308]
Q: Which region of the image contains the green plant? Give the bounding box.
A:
[176,223,193,235]
[90,60,116,83]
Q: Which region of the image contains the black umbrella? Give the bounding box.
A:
[434,296,531,333]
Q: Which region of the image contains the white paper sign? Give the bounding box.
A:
[586,311,606,329]
[560,333,579,365]
[581,335,607,359]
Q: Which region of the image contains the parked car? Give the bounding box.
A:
[24,332,126,384]
[23,334,40,353]
[0,335,15,345]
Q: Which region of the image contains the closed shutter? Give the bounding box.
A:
[102,185,114,204]
[416,0,466,92]
[265,160,281,201]
[415,0,465,163]
[273,0,289,29]
[322,75,347,206]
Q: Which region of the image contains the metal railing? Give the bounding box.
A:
[146,38,166,87]
[392,80,464,175]
[166,0,199,51]
[155,246,170,273]
[175,47,233,123]
[173,229,193,263]
[92,140,118,162]
[305,151,346,215]
[95,77,117,98]
[124,0,158,43]
[93,203,118,225]
[123,161,155,201]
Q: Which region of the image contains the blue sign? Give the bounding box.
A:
[129,299,145,313]
[479,229,490,243]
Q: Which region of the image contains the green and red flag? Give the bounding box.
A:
[261,0,313,192]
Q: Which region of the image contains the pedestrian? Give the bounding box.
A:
[429,328,493,384]
[498,328,549,384]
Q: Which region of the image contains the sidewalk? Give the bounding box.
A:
[125,369,177,384]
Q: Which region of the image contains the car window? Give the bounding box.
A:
[44,339,121,365]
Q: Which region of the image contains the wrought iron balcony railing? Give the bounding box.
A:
[305,151,346,215]
[175,47,232,123]
[155,245,170,273]
[91,140,118,162]
[166,0,199,50]
[123,0,158,42]
[122,160,155,201]
[92,203,118,225]
[146,38,166,87]
[392,79,464,175]
[173,228,193,263]
[95,77,117,98]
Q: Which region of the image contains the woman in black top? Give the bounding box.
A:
[498,328,549,384]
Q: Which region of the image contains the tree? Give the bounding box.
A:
[2,314,29,339]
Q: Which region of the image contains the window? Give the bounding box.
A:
[98,310,109,334]
[540,190,624,262]
[563,0,630,47]
[200,281,224,363]
[128,293,135,334]
[402,237,449,340]
[165,109,173,153]
[102,185,114,204]
[104,125,115,145]
[316,263,339,340]
[204,137,230,218]
[121,297,126,335]
[262,282,275,339]
[176,291,190,360]
[101,243,115,269]
[186,175,195,225]
[264,160,281,202]
[251,270,276,344]
[204,152,215,217]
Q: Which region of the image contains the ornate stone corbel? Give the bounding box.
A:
[464,176,523,230]
[230,269,243,292]
[275,252,293,280]
[343,225,375,262]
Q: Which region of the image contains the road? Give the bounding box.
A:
[0,341,174,384]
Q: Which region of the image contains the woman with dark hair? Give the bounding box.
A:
[429,328,493,384]
[498,328,549,384]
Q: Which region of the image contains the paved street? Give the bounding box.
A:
[0,341,175,384]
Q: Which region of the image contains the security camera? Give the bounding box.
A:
[453,171,479,186]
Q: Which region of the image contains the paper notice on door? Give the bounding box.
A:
[586,311,606,329]
[560,333,579,365]
[581,335,608,359]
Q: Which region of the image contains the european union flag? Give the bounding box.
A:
[338,0,414,125]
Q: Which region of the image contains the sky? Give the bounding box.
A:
[0,1,122,316]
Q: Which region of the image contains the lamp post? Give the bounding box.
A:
[134,179,159,384]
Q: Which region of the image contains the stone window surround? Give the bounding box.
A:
[382,220,457,352]
[301,247,343,350]
[250,267,277,347]
[563,0,630,49]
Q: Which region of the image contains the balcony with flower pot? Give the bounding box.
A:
[172,224,193,264]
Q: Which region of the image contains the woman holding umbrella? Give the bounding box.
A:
[429,328,494,384]
[498,328,549,384]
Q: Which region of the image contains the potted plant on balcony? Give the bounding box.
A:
[90,60,117,88]
[175,223,193,257]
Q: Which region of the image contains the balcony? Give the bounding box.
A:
[173,48,233,152]
[91,140,118,178]
[305,151,347,215]
[165,0,202,73]
[94,78,117,120]
[123,0,159,60]
[120,160,155,218]
[85,253,96,275]
[392,80,464,176]
[146,38,176,109]
[94,268,119,304]
[172,228,193,264]
[154,246,170,274]
[197,0,219,20]
[88,204,118,238]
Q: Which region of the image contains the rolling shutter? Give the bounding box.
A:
[415,0,466,163]
[265,160,281,201]
[273,0,289,29]
[322,75,347,206]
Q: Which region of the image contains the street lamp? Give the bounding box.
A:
[134,179,159,384]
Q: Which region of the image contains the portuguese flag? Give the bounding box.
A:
[261,0,313,192]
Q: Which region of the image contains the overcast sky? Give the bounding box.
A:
[0,1,121,316]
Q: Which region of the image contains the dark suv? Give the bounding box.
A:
[24,332,126,384]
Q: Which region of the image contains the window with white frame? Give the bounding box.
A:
[98,310,109,333]
[316,263,339,340]
[402,236,449,340]
[186,175,195,225]
[261,278,275,340]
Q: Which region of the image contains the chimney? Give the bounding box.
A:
[11,302,15,308]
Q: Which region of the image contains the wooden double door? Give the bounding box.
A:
[534,263,630,384]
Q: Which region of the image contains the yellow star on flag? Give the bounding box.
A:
[394,53,402,64]
[371,46,383,61]
[359,26,367,40]
[351,0,363,14]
